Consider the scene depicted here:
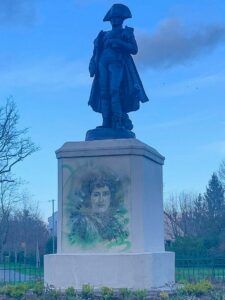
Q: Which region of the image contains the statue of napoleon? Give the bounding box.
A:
[87,4,149,140]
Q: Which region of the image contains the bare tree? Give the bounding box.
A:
[4,201,49,264]
[219,160,225,188]
[0,98,38,183]
[0,179,21,259]
[164,192,200,240]
[165,173,225,257]
[164,197,183,240]
[0,98,39,259]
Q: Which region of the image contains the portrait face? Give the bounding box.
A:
[91,185,111,213]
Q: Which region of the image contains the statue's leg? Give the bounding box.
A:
[101,90,111,128]
[109,62,124,129]
[99,60,111,128]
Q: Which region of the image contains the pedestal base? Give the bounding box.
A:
[44,252,175,290]
[85,127,135,141]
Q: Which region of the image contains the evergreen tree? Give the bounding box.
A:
[166,174,225,257]
[204,173,225,222]
[203,173,225,255]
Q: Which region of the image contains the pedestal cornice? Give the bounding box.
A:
[56,138,165,165]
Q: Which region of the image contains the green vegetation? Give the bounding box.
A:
[0,282,43,298]
[81,283,94,299]
[179,279,213,296]
[166,171,225,259]
[100,286,114,299]
[159,291,169,299]
[119,287,133,299]
[32,281,44,296]
[133,289,148,299]
[176,265,225,282]
[0,280,225,299]
[65,286,76,298]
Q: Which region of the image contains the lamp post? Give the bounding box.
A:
[49,199,56,254]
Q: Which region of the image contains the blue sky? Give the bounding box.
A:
[0,0,225,220]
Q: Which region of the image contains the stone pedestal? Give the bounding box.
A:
[44,139,175,289]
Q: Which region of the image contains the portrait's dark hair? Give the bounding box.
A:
[78,170,123,209]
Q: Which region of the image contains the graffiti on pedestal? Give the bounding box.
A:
[63,162,130,251]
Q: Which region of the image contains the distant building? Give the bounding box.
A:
[47,211,58,236]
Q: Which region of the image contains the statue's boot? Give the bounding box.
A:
[102,116,111,128]
[123,113,133,130]
[112,114,125,129]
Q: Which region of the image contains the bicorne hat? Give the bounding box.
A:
[103,4,132,22]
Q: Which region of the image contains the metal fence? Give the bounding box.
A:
[176,257,225,282]
[0,261,43,285]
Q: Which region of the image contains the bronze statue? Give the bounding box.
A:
[86,4,149,140]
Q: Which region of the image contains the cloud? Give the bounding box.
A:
[152,72,225,98]
[136,110,217,135]
[136,18,225,69]
[0,58,91,90]
[0,0,36,26]
[150,112,216,130]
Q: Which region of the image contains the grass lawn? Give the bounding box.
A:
[176,266,225,282]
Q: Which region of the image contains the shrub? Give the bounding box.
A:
[166,236,207,258]
[208,286,225,300]
[100,286,114,299]
[0,283,31,298]
[65,286,76,298]
[159,291,169,299]
[119,288,132,299]
[81,284,94,299]
[44,285,62,299]
[180,279,213,296]
[32,281,44,296]
[133,289,148,300]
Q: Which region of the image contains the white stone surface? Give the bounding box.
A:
[56,139,164,165]
[56,139,165,254]
[44,252,175,290]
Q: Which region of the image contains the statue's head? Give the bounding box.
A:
[103,4,132,26]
